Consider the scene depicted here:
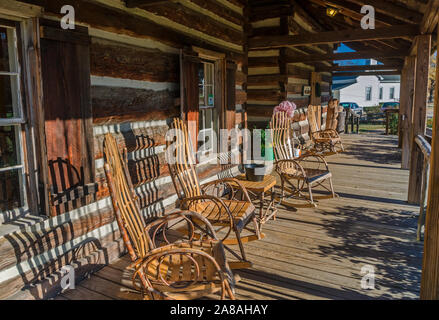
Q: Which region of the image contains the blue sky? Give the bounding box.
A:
[334,43,379,66]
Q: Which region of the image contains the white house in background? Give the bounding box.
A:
[332,75,401,107]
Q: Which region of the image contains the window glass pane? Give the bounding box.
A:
[390,88,395,99]
[206,85,214,107]
[0,27,17,73]
[366,87,372,101]
[198,63,205,106]
[0,75,20,118]
[0,125,20,168]
[0,168,22,211]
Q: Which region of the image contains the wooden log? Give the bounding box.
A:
[284,49,408,64]
[318,64,402,73]
[248,74,287,86]
[249,25,420,49]
[0,230,125,300]
[248,56,279,68]
[400,56,416,169]
[0,205,114,272]
[346,0,423,24]
[126,0,173,7]
[247,89,282,102]
[307,0,420,27]
[420,0,439,34]
[408,35,431,204]
[288,65,312,79]
[420,24,439,300]
[91,86,180,125]
[90,39,179,83]
[249,3,293,22]
[331,71,401,77]
[141,2,244,46]
[41,0,245,55]
[185,0,244,26]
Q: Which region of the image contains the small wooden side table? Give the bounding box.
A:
[230,174,278,228]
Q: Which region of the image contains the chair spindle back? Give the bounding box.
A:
[308,105,321,135]
[103,133,152,261]
[270,111,295,162]
[167,118,202,200]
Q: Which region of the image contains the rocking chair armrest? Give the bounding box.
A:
[201,178,253,205]
[128,240,219,269]
[296,154,330,170]
[144,210,220,242]
[181,195,235,224]
[323,129,341,138]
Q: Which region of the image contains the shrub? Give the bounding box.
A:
[389,113,399,135]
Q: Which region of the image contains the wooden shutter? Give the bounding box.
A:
[40,20,95,216]
[180,50,201,152]
[226,61,237,131]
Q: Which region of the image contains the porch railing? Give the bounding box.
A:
[415,135,431,241]
[345,109,360,134]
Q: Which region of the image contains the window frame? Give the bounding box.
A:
[365,86,372,101]
[198,59,218,162]
[0,20,28,214]
[389,87,395,100]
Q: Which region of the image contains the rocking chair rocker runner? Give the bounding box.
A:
[271,111,337,207]
[167,118,264,270]
[308,104,344,156]
[103,133,235,300]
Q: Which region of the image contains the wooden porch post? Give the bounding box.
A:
[400,56,416,169]
[421,27,439,300]
[408,35,431,204]
[310,71,321,106]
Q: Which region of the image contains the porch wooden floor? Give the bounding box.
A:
[56,133,423,300]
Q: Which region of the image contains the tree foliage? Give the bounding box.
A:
[429,52,437,103]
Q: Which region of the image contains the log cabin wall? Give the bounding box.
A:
[247,0,333,128]
[0,0,247,300]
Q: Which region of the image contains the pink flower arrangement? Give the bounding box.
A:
[273,101,297,118]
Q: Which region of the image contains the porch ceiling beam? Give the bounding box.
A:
[419,0,439,34]
[283,49,408,64]
[318,64,402,72]
[341,0,423,24]
[249,24,420,49]
[331,71,401,77]
[125,0,173,8]
[308,0,418,26]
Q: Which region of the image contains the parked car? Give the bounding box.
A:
[381,102,400,112]
[340,102,364,117]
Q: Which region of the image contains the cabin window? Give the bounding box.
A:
[389,87,395,100]
[365,86,372,101]
[0,24,26,212]
[379,87,383,100]
[198,61,217,158]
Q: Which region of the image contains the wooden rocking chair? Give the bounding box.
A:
[103,133,235,300]
[308,104,344,156]
[167,118,264,270]
[271,111,337,207]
